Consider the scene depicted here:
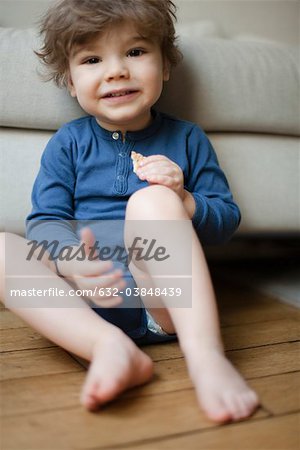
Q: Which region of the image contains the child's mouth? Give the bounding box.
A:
[102,90,139,104]
[103,90,138,98]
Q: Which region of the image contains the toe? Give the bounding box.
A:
[202,396,232,423]
[235,394,253,419]
[223,392,245,421]
[84,393,99,411]
[80,379,100,409]
[209,408,232,424]
[250,389,260,407]
[244,390,260,414]
[80,389,99,411]
[95,380,121,403]
[225,390,259,421]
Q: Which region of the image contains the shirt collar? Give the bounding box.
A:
[91,109,163,142]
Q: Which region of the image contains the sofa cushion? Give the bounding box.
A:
[0,27,84,130]
[0,127,52,234]
[158,35,300,135]
[0,26,299,135]
[209,133,300,233]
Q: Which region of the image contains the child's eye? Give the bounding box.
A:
[84,57,100,64]
[127,48,145,58]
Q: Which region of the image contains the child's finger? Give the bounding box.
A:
[90,295,123,308]
[79,227,98,259]
[139,173,173,187]
[139,155,167,166]
[93,279,127,302]
[140,159,178,172]
[73,259,114,277]
[79,269,124,289]
[137,169,171,181]
[96,269,124,286]
[136,164,174,182]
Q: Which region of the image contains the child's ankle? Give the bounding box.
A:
[180,335,225,358]
[91,326,127,358]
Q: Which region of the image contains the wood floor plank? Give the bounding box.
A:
[134,413,300,450]
[219,299,300,326]
[227,342,300,379]
[1,388,267,450]
[0,309,27,330]
[1,372,85,417]
[0,327,55,352]
[0,347,84,381]
[222,318,299,350]
[216,283,300,326]
[250,372,300,415]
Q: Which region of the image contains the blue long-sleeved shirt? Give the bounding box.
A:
[26,110,241,248]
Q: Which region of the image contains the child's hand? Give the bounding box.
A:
[136,155,185,200]
[56,227,126,307]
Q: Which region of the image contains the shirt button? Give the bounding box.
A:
[117,175,124,181]
[119,152,126,157]
[112,132,119,140]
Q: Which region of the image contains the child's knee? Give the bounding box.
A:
[126,185,183,219]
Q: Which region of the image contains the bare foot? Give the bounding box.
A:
[80,330,154,411]
[185,347,260,423]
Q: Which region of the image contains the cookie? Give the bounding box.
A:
[131,151,145,174]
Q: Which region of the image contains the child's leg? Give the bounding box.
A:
[125,186,259,422]
[0,232,153,410]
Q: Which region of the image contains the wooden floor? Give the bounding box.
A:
[1,274,299,449]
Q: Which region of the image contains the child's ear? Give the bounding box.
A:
[67,73,77,97]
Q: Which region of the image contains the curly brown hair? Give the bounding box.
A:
[35,0,182,87]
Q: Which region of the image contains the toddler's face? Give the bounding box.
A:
[68,21,170,133]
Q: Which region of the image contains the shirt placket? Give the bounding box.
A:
[111,131,134,194]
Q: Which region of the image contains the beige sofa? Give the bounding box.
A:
[0,1,299,241]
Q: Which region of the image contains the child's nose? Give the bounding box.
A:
[104,58,130,81]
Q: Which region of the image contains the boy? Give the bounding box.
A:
[0,0,259,422]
